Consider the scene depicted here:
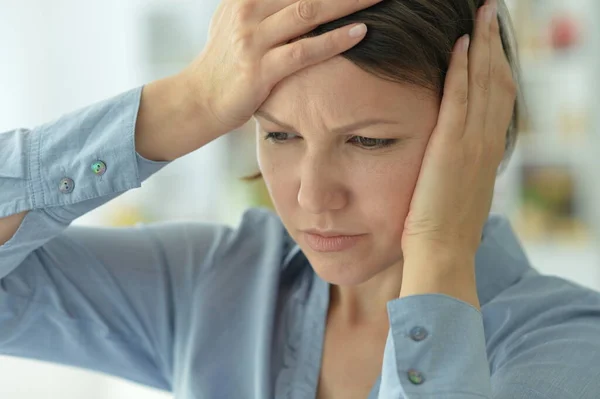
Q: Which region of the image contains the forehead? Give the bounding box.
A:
[256,57,439,128]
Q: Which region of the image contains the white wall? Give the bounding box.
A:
[0,0,222,397]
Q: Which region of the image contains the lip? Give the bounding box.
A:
[302,230,366,252]
[302,229,359,237]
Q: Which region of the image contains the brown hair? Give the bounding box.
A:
[243,0,524,181]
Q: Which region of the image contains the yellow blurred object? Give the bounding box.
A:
[106,204,151,227]
[250,178,274,210]
[558,108,588,140]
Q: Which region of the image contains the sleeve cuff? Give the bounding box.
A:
[30,86,168,210]
[379,294,492,398]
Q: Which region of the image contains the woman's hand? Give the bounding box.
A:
[399,0,516,309]
[139,0,381,161]
[180,0,383,134]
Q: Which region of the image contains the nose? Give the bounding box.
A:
[297,155,347,214]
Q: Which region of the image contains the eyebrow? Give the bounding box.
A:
[254,110,400,135]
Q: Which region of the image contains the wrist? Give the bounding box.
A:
[403,245,476,270]
[402,252,476,285]
[400,252,480,311]
[135,73,228,162]
[175,67,232,136]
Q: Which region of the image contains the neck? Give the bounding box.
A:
[328,259,404,327]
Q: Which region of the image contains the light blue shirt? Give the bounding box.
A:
[1,86,600,399]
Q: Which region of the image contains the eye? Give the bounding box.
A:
[264,132,299,143]
[348,136,396,149]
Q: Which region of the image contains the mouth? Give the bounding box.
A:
[301,230,367,253]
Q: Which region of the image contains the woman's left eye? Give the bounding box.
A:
[264,132,396,150]
[264,132,298,143]
[348,136,396,149]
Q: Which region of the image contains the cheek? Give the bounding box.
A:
[355,160,421,234]
[350,139,428,242]
[257,145,298,213]
[265,171,297,208]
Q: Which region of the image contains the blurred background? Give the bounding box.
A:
[1,0,599,397]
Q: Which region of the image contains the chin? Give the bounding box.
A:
[304,253,383,286]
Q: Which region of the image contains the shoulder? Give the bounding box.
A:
[484,267,600,396]
[482,234,600,383]
[226,207,293,255]
[137,206,295,275]
[480,212,600,321]
[478,213,600,354]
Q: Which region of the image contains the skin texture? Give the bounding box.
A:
[254,58,440,323]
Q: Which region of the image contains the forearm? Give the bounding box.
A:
[135,73,229,162]
[399,252,481,311]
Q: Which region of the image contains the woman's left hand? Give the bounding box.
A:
[399,0,517,308]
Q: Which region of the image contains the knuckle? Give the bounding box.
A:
[491,62,518,96]
[474,71,490,92]
[235,54,257,77]
[297,0,319,24]
[231,30,254,52]
[490,61,499,78]
[322,32,337,54]
[494,68,517,95]
[453,87,469,105]
[289,42,307,64]
[234,1,256,21]
[483,27,491,41]
[503,73,518,95]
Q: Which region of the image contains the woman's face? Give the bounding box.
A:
[254,57,440,286]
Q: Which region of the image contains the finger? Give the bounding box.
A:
[464,0,495,139]
[228,0,299,29]
[434,34,470,141]
[257,0,299,20]
[258,0,383,49]
[485,0,517,163]
[264,22,368,83]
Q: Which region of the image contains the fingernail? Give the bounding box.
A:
[349,23,367,38]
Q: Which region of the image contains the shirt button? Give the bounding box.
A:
[59,177,75,194]
[407,369,425,385]
[91,160,107,176]
[410,326,428,341]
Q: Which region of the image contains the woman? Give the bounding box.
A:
[1,0,599,398]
